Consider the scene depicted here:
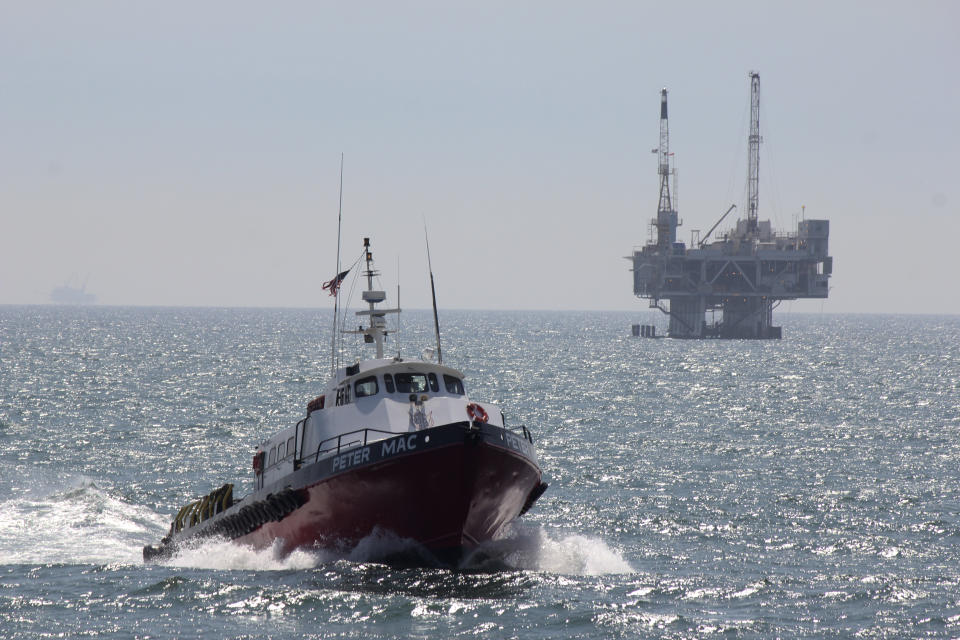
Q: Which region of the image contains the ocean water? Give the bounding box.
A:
[2,306,960,638]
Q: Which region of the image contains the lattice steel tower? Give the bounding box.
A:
[655,88,677,250]
[747,72,761,234]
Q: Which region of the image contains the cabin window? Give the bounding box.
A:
[287,436,295,457]
[394,373,428,394]
[428,372,439,392]
[355,376,379,398]
[443,374,465,395]
[336,385,351,406]
[268,447,277,467]
[277,442,286,461]
[384,374,395,393]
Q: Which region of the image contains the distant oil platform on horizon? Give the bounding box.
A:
[629,73,832,339]
[50,277,96,305]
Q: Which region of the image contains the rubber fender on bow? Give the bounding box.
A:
[203,519,225,539]
[238,506,257,533]
[286,489,303,508]
[272,493,292,516]
[260,498,282,522]
[227,513,244,538]
[217,516,233,539]
[272,495,292,519]
[226,514,242,539]
[253,503,270,526]
[172,502,193,533]
[198,495,212,522]
[278,491,299,514]
[219,484,234,512]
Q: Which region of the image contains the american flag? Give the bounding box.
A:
[322,269,350,297]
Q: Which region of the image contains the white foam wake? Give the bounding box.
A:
[163,524,634,575]
[163,537,327,571]
[161,528,442,572]
[0,476,167,566]
[474,523,635,575]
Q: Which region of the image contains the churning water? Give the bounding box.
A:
[2,306,959,638]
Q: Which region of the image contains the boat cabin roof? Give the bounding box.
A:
[331,358,465,388]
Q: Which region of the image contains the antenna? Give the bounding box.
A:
[423,220,442,365]
[330,153,344,375]
[396,257,401,359]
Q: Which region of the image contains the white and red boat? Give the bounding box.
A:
[144,238,547,565]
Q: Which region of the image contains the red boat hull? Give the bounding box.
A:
[146,423,545,565]
[243,432,540,559]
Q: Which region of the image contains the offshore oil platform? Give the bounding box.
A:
[629,73,832,339]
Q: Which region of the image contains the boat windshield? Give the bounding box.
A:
[443,374,464,395]
[355,376,379,398]
[394,373,428,394]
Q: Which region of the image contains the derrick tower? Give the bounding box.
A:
[746,72,761,234]
[655,88,678,250]
[629,73,832,339]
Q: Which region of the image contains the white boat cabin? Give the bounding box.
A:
[253,358,501,488]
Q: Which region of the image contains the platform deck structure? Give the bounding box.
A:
[631,218,831,338]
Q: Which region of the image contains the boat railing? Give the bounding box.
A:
[308,427,398,463]
[501,412,534,444]
[303,422,536,467]
[515,425,534,444]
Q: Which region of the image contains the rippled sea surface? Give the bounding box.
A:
[2,306,960,638]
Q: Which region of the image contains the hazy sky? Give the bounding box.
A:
[2,1,957,313]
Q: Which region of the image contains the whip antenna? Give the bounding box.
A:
[423,220,442,365]
[330,153,344,375]
[397,257,401,359]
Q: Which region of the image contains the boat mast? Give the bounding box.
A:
[350,238,400,360]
